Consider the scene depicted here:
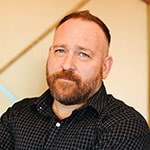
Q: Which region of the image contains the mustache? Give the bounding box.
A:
[52,70,81,82]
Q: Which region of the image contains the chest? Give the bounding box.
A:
[13,110,100,150]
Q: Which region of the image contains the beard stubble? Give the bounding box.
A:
[46,67,102,105]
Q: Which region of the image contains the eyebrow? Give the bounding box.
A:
[52,44,67,49]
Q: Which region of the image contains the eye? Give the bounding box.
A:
[53,47,67,57]
[79,52,90,57]
[76,51,91,61]
[54,48,65,53]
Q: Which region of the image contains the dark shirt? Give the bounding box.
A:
[0,84,150,150]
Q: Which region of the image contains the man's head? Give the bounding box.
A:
[46,10,113,105]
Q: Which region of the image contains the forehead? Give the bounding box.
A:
[53,19,109,51]
[56,18,104,36]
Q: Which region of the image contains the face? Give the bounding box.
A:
[46,18,112,105]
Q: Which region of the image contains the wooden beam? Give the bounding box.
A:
[0,0,90,74]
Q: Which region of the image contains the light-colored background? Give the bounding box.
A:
[0,0,149,123]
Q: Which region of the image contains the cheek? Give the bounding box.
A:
[47,57,61,74]
[77,64,102,81]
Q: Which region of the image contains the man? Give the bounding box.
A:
[0,10,150,149]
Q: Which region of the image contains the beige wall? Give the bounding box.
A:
[0,0,149,122]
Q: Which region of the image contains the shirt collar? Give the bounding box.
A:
[85,82,108,114]
[32,82,108,117]
[32,89,54,118]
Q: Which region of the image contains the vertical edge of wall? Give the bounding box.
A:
[148,4,150,126]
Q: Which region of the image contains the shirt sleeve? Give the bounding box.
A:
[0,108,15,150]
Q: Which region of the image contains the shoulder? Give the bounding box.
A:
[1,89,52,121]
[1,97,38,122]
[12,97,38,110]
[2,89,51,116]
[95,95,150,149]
[97,95,150,147]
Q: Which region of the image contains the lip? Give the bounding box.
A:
[58,78,74,82]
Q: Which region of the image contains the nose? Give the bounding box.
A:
[61,53,76,71]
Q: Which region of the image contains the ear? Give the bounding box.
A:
[102,56,113,79]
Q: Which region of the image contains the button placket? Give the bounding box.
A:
[56,122,61,127]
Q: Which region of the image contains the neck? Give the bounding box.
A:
[52,100,84,120]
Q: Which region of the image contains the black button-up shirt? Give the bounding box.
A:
[0,84,150,149]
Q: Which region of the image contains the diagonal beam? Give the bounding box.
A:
[0,0,89,74]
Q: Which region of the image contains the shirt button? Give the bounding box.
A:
[56,122,61,127]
